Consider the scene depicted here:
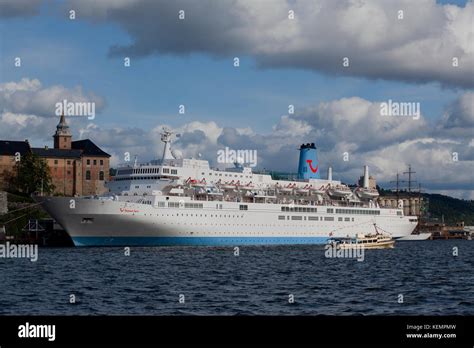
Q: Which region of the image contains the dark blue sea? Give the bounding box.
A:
[0,240,473,315]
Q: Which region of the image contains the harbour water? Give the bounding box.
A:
[0,240,472,315]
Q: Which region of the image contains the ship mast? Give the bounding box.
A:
[404,164,417,193]
[161,128,175,163]
[403,164,417,215]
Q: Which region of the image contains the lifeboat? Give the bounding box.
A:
[221,180,236,189]
[193,180,207,188]
[280,183,296,193]
[186,177,206,187]
[240,181,254,190]
[355,187,380,199]
[310,184,328,195]
[185,177,196,185]
[296,184,310,194]
[327,185,352,197]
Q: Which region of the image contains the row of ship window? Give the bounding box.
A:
[278,216,354,222]
[139,202,380,218]
[155,202,228,210]
[121,167,255,179]
[115,176,161,181]
[281,207,317,213]
[281,206,381,215]
[121,207,355,223]
[119,211,356,225]
[140,213,245,218]
[121,168,247,177]
[201,172,253,179]
[115,171,253,181]
[126,167,178,175]
[167,202,204,209]
[84,213,354,223]
[144,213,354,226]
[334,208,381,215]
[121,207,356,222]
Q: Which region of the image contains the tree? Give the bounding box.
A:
[8,152,55,195]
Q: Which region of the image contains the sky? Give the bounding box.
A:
[0,0,473,199]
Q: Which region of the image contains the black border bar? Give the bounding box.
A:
[0,315,473,346]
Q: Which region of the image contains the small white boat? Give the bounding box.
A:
[398,232,432,241]
[356,187,380,199]
[220,180,236,189]
[296,187,310,194]
[327,185,352,197]
[186,177,207,187]
[310,185,327,195]
[328,233,395,249]
[192,182,206,188]
[327,224,395,249]
[280,184,296,193]
[239,181,254,190]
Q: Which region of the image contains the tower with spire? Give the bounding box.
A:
[53,114,72,150]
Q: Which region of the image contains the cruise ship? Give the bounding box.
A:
[36,129,418,246]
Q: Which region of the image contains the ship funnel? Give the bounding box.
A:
[363,165,369,188]
[297,143,320,180]
[327,166,332,181]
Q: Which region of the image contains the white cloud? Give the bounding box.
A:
[285,96,429,153]
[66,0,474,88]
[272,115,312,137]
[366,138,473,187]
[0,78,106,118]
[439,91,474,128]
[0,78,107,147]
[0,112,55,143]
[176,121,223,144]
[0,78,41,93]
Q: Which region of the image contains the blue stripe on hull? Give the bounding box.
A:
[71,236,329,247]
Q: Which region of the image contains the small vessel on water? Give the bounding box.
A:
[327,224,395,249]
[398,232,432,241]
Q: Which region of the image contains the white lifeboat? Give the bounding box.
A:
[328,185,352,197]
[280,183,296,193]
[189,178,206,187]
[310,184,328,195]
[240,181,254,190]
[221,180,236,189]
[356,187,379,199]
[296,184,310,194]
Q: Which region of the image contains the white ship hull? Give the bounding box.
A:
[37,196,417,247]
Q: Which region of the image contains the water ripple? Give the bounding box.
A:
[0,241,472,315]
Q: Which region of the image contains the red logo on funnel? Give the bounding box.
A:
[306,159,318,173]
